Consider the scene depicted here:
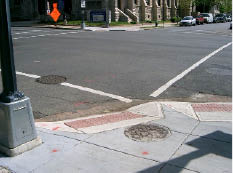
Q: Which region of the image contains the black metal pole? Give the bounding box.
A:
[105,0,109,28]
[0,0,24,103]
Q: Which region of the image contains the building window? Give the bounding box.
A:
[167,0,170,7]
[134,0,138,5]
[146,0,150,5]
[157,0,160,6]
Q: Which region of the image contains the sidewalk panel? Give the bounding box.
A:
[191,121,232,142]
[158,105,199,134]
[32,142,162,173]
[169,134,232,173]
[85,126,188,162]
[0,131,80,173]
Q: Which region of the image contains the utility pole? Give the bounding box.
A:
[0,0,41,157]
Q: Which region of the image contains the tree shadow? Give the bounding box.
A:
[138,131,232,173]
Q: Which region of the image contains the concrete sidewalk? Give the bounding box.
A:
[37,23,176,31]
[0,102,232,173]
[11,21,177,31]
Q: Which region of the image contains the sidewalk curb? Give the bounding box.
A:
[35,102,232,134]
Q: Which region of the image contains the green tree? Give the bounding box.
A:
[194,0,232,13]
[178,0,192,17]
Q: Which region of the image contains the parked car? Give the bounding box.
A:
[226,15,232,22]
[196,15,204,25]
[179,16,196,26]
[214,13,227,23]
[200,13,213,23]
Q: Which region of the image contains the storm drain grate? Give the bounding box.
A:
[36,75,66,84]
[124,124,171,142]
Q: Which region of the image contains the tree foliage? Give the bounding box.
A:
[193,0,232,13]
[178,0,192,17]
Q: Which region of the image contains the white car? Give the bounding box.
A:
[179,16,196,26]
[200,13,213,23]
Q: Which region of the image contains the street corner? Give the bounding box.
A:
[191,102,232,121]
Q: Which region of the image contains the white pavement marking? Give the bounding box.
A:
[14,71,132,103]
[12,31,81,40]
[61,82,132,103]
[150,42,232,98]
[16,71,41,78]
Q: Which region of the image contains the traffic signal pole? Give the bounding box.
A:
[0,0,41,157]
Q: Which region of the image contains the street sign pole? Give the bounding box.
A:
[81,0,86,29]
[0,0,41,157]
[105,0,109,28]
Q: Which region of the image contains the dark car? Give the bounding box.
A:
[214,13,227,23]
[196,15,204,25]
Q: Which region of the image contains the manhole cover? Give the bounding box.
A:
[124,124,171,142]
[36,75,66,84]
[206,68,231,76]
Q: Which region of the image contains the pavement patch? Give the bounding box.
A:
[36,75,67,84]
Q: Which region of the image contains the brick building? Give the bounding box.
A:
[9,0,193,22]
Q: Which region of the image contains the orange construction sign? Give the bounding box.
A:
[49,3,61,22]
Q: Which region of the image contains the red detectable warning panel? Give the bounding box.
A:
[192,103,232,112]
[65,112,143,129]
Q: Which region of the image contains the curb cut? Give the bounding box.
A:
[35,102,232,134]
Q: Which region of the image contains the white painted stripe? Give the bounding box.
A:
[150,42,232,98]
[13,70,131,103]
[61,82,132,103]
[16,71,40,78]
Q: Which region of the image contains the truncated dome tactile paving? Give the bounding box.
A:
[191,103,232,121]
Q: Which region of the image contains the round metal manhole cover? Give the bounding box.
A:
[206,68,231,76]
[124,124,171,142]
[36,75,66,84]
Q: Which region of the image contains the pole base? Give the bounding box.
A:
[0,97,41,156]
[81,22,85,29]
[0,137,42,157]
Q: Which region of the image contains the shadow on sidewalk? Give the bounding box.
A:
[138,131,232,173]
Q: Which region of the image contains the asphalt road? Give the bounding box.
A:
[3,22,231,120]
